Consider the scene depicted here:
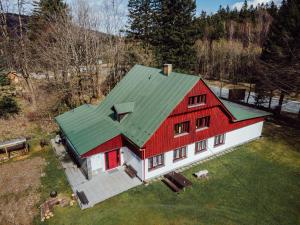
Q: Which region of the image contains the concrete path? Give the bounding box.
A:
[51,140,142,209]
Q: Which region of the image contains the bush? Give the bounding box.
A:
[0,96,20,118]
[0,73,10,86]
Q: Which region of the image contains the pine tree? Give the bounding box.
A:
[239,0,249,21]
[127,0,154,47]
[267,1,278,17]
[32,0,68,20]
[29,0,68,39]
[154,0,197,72]
[260,0,300,114]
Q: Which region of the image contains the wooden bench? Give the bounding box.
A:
[194,170,209,179]
[76,191,89,205]
[125,164,137,178]
[162,178,181,192]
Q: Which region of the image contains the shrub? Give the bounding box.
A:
[0,96,20,118]
[0,73,10,86]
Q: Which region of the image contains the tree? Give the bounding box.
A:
[259,0,300,114]
[127,0,154,48]
[0,72,9,86]
[154,0,197,72]
[30,0,68,40]
[0,96,20,118]
[0,58,9,86]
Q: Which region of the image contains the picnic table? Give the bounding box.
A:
[164,171,192,191]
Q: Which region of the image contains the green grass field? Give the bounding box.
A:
[37,122,300,225]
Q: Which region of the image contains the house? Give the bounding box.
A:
[55,64,271,181]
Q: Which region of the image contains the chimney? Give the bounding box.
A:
[163,64,172,76]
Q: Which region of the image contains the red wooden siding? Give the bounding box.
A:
[143,106,264,158]
[82,135,142,158]
[143,79,263,158]
[82,135,123,158]
[170,80,234,120]
[82,79,265,160]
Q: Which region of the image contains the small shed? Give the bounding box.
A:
[228,89,246,101]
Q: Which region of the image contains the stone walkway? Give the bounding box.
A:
[51,140,142,209]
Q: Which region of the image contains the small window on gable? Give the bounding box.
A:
[188,94,206,107]
[174,121,190,136]
[196,116,210,130]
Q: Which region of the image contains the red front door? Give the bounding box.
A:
[105,149,120,170]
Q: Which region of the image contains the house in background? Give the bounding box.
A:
[56,64,271,181]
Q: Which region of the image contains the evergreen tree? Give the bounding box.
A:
[30,0,68,39]
[127,0,154,47]
[267,1,278,17]
[239,0,249,21]
[154,0,197,72]
[33,0,67,19]
[260,0,300,113]
[0,96,20,118]
[0,59,9,86]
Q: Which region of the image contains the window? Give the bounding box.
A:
[214,134,225,146]
[148,154,164,170]
[195,140,207,153]
[174,121,190,136]
[173,146,187,161]
[196,116,210,130]
[188,94,206,107]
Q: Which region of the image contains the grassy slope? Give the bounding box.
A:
[38,122,300,225]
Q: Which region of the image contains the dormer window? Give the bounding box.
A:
[188,94,206,107]
[112,102,135,122]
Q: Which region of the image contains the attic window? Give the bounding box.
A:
[112,102,135,122]
[188,94,206,107]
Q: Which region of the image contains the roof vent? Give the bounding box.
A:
[163,64,172,76]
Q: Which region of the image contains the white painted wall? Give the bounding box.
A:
[121,147,143,179]
[89,152,105,175]
[86,121,263,180]
[87,147,143,179]
[144,121,264,180]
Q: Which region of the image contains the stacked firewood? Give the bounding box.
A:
[40,197,70,222]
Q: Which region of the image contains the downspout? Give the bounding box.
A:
[142,148,146,181]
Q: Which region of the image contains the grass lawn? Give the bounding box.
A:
[37,122,300,225]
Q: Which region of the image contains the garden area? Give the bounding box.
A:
[33,122,300,225]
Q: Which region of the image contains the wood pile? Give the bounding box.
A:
[40,197,70,222]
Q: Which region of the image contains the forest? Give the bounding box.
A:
[0,0,299,123]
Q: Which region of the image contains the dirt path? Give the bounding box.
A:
[0,157,45,225]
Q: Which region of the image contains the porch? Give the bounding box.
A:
[51,140,142,209]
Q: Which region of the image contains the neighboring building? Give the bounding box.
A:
[56,65,271,181]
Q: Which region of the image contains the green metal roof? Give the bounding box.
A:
[56,65,200,155]
[113,102,135,114]
[221,100,272,121]
[55,104,121,155]
[56,65,271,155]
